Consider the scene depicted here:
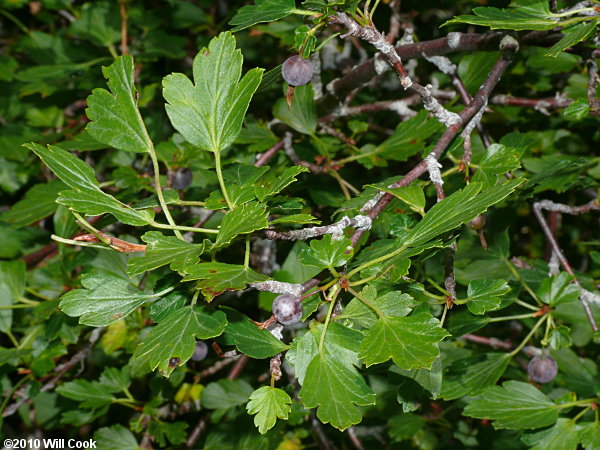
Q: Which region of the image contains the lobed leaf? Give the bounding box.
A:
[86,55,153,153]
[246,386,292,434]
[133,305,227,377]
[163,32,263,153]
[463,380,559,429]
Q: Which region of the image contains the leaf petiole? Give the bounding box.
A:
[148,144,184,240]
[214,150,234,210]
[508,315,548,358]
[318,284,341,354]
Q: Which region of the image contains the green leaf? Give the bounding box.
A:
[537,272,579,306]
[405,179,523,246]
[359,313,449,369]
[441,353,510,400]
[367,183,426,216]
[578,421,600,450]
[562,98,590,121]
[524,418,578,450]
[98,367,131,393]
[70,1,121,47]
[133,305,227,377]
[254,166,308,202]
[472,143,524,188]
[0,260,25,333]
[444,2,556,31]
[26,143,100,191]
[246,386,292,434]
[94,425,140,450]
[127,232,205,276]
[163,32,263,152]
[57,189,153,226]
[201,379,254,409]
[388,413,425,442]
[269,213,320,225]
[56,380,115,408]
[183,262,269,299]
[466,279,511,314]
[273,84,317,135]
[463,380,559,429]
[378,111,442,161]
[86,55,153,153]
[59,273,167,326]
[0,180,65,228]
[391,356,443,399]
[287,322,363,385]
[546,22,598,57]
[229,0,296,32]
[26,143,152,226]
[216,202,268,247]
[298,234,353,269]
[300,352,375,430]
[222,307,289,358]
[340,285,415,328]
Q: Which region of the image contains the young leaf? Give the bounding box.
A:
[60,273,168,326]
[222,307,289,358]
[463,380,559,429]
[340,285,415,328]
[300,352,375,430]
[546,22,597,58]
[127,232,206,276]
[273,84,317,135]
[229,0,296,32]
[298,235,353,270]
[359,313,450,370]
[441,353,511,400]
[246,386,292,434]
[163,32,263,153]
[133,305,227,377]
[215,202,268,248]
[86,55,153,153]
[404,179,523,246]
[466,279,511,315]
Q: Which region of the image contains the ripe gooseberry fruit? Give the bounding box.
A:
[281,55,313,87]
[272,294,303,325]
[467,214,486,231]
[191,341,208,361]
[170,167,193,190]
[527,356,558,383]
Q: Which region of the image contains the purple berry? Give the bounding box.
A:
[281,56,313,87]
[528,356,558,383]
[467,214,486,231]
[170,167,193,190]
[272,294,303,325]
[191,341,208,361]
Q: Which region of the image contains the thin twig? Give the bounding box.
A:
[532,201,599,333]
